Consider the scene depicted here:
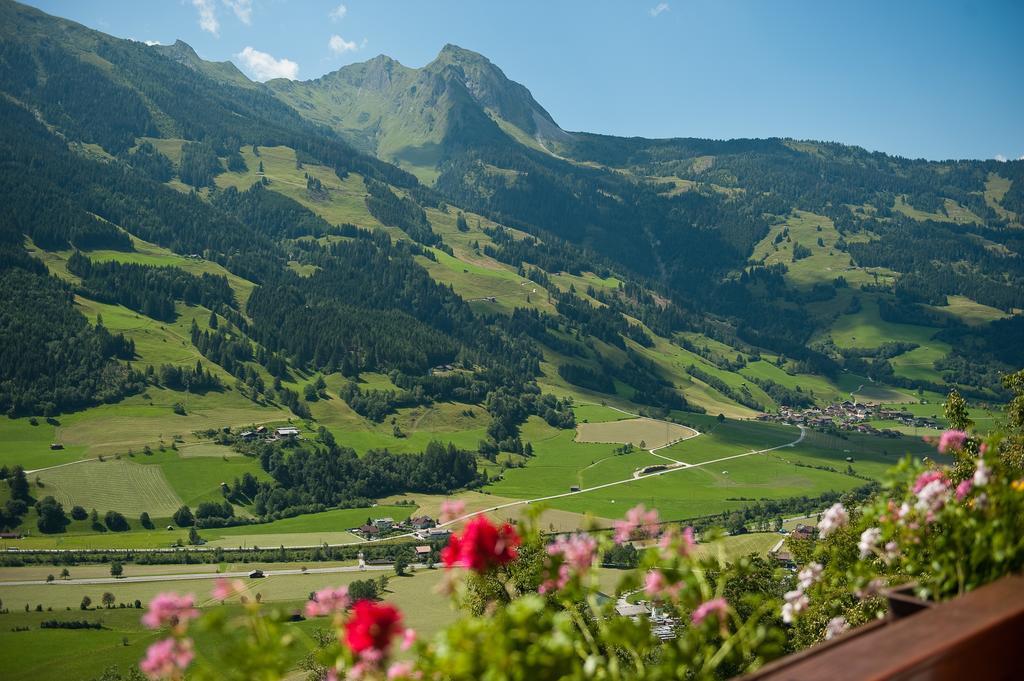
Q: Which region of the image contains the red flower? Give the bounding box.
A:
[345,600,404,656]
[441,515,521,572]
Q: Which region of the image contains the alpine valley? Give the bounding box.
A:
[0,2,1021,678]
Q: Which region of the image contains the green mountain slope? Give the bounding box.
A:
[267,44,570,182]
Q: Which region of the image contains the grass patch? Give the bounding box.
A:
[575,418,696,449]
[38,458,182,517]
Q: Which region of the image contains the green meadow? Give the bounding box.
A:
[0,568,455,681]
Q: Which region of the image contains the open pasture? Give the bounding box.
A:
[487,417,666,499]
[575,417,697,450]
[656,417,799,465]
[548,453,865,522]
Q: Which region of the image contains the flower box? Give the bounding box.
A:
[882,582,934,620]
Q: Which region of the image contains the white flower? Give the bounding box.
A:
[858,527,882,559]
[914,479,949,516]
[797,563,823,590]
[825,616,849,640]
[781,590,809,624]
[818,503,848,538]
[973,459,990,487]
[884,541,900,564]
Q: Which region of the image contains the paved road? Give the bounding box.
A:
[0,563,416,587]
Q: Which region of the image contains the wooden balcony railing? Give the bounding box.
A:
[744,575,1024,681]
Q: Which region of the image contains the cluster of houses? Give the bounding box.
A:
[614,597,680,641]
[352,515,452,541]
[238,425,301,442]
[757,401,938,435]
[770,523,816,568]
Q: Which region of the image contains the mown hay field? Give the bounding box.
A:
[575,417,696,450]
[38,459,182,516]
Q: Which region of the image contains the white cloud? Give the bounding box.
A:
[995,154,1007,162]
[191,0,219,36]
[329,4,347,22]
[223,0,253,25]
[144,39,163,46]
[235,46,299,81]
[1019,154,1024,161]
[650,2,670,17]
[329,34,358,55]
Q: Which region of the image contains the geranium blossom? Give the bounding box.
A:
[781,589,808,624]
[797,562,823,590]
[139,637,194,679]
[955,478,973,502]
[973,459,990,487]
[613,504,660,543]
[858,527,882,559]
[915,478,950,517]
[387,661,418,679]
[937,430,968,453]
[825,616,849,640]
[439,500,466,523]
[141,593,199,630]
[441,516,520,572]
[540,533,597,592]
[211,578,244,601]
[817,503,848,538]
[912,470,946,494]
[644,569,666,597]
[691,597,728,625]
[305,586,350,617]
[658,525,696,556]
[345,600,404,658]
[400,628,416,652]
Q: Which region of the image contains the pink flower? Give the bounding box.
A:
[825,616,849,640]
[858,527,882,559]
[400,628,416,652]
[912,470,946,494]
[613,504,660,543]
[955,478,973,502]
[691,597,728,625]
[540,533,597,593]
[439,500,466,523]
[658,525,696,557]
[817,503,848,538]
[644,570,666,597]
[304,586,350,617]
[387,661,418,680]
[141,593,199,630]
[211,578,244,601]
[797,562,823,590]
[781,590,809,624]
[937,430,968,454]
[915,478,950,518]
[139,637,194,679]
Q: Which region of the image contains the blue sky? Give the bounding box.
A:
[25,0,1024,161]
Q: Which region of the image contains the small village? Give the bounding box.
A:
[351,514,451,542]
[756,400,940,435]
